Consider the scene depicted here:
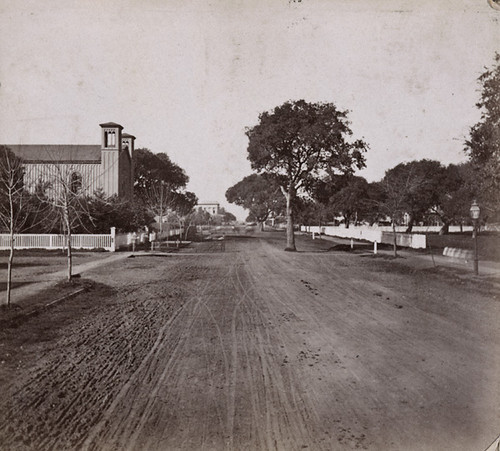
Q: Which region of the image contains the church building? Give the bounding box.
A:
[5,122,135,199]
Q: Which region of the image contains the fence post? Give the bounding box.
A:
[374,241,378,255]
[110,227,116,252]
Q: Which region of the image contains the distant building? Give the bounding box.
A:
[196,202,220,216]
[5,122,135,199]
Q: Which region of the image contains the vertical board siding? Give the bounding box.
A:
[24,163,102,196]
[101,151,119,196]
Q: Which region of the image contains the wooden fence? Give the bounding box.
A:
[0,227,185,252]
[301,225,427,249]
[0,228,117,252]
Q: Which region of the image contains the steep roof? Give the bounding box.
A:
[4,145,101,163]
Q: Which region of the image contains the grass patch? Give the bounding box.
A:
[426,232,500,261]
[0,278,113,325]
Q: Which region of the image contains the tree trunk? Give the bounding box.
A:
[6,232,14,307]
[283,188,296,251]
[67,231,72,281]
[5,192,15,307]
[439,221,450,235]
[159,182,164,237]
[184,224,191,241]
[392,220,398,258]
[405,214,414,233]
[63,209,72,281]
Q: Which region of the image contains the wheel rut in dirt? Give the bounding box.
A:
[0,235,498,451]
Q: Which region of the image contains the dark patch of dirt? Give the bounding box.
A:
[327,243,374,252]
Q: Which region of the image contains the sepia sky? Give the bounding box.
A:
[0,0,499,219]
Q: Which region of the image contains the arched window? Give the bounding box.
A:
[70,172,82,194]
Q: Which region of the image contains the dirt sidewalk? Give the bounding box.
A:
[5,251,134,309]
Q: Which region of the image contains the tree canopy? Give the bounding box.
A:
[75,191,154,234]
[381,159,444,232]
[429,163,475,233]
[465,53,500,216]
[133,148,196,231]
[226,174,284,229]
[246,100,367,250]
[134,148,189,193]
[328,176,373,228]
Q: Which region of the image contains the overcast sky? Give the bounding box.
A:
[0,0,498,219]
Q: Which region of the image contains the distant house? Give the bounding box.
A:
[4,122,135,199]
[196,201,220,216]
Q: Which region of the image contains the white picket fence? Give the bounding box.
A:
[0,227,186,252]
[0,228,117,252]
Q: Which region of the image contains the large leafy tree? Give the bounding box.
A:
[133,148,196,234]
[430,163,476,234]
[363,182,386,225]
[382,159,444,233]
[309,175,384,226]
[74,191,154,234]
[174,191,198,217]
[134,148,188,193]
[226,174,284,230]
[292,197,322,228]
[303,174,349,226]
[246,100,367,250]
[465,53,500,217]
[328,176,372,228]
[221,209,237,224]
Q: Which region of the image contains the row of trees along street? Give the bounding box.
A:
[1,52,498,303]
[0,145,199,306]
[227,53,500,251]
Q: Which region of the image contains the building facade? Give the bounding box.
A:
[196,202,220,215]
[5,122,135,199]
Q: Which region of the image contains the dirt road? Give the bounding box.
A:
[0,234,498,450]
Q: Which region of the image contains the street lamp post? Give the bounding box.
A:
[470,200,480,275]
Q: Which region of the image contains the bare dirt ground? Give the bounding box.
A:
[0,232,499,450]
